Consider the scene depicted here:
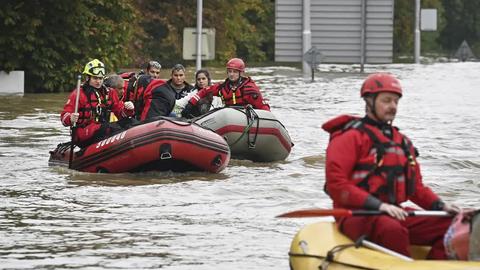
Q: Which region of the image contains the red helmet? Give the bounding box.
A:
[226,58,245,72]
[360,73,402,97]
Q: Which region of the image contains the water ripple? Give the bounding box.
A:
[1,63,480,269]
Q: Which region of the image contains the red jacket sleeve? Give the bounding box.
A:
[189,83,220,105]
[109,88,134,119]
[325,129,380,209]
[242,80,270,111]
[60,88,84,127]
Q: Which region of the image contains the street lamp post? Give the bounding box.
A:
[414,0,421,63]
[196,0,203,70]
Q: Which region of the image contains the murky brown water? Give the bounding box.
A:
[1,63,479,269]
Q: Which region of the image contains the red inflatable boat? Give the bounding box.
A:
[49,118,230,173]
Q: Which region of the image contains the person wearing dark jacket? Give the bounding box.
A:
[121,74,174,121]
[148,64,194,118]
[166,64,194,99]
[146,60,161,79]
[121,64,191,121]
[139,76,176,121]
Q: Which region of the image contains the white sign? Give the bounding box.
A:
[0,71,24,95]
[183,28,215,60]
[421,9,437,31]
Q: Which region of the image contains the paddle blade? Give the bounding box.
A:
[276,208,353,218]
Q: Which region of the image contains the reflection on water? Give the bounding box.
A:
[1,63,480,269]
[64,169,231,187]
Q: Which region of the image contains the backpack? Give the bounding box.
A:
[444,209,480,260]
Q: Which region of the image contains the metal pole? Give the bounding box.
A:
[68,75,82,169]
[414,0,421,63]
[196,0,203,71]
[360,0,366,72]
[302,0,311,77]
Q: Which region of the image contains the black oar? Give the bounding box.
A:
[276,208,451,218]
[68,75,82,169]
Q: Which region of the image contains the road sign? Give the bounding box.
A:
[421,9,437,31]
[183,28,215,60]
[303,46,324,68]
[455,40,476,62]
[303,46,324,82]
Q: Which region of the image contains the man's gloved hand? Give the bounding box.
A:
[70,112,79,124]
[124,101,134,110]
[181,102,197,119]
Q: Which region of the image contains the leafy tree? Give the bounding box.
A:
[0,0,274,92]
[220,0,274,64]
[439,0,480,56]
[393,0,443,60]
[136,0,274,68]
[134,0,196,67]
[0,0,139,92]
[393,0,415,58]
[419,0,444,55]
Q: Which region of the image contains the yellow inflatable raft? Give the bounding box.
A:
[289,222,480,270]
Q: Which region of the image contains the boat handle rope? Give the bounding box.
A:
[289,236,385,270]
[288,251,377,270]
[245,105,259,149]
[228,105,260,148]
[151,116,192,127]
[321,242,358,270]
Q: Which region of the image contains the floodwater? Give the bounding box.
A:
[1,62,479,269]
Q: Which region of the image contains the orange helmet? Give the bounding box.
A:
[226,58,245,72]
[360,73,402,97]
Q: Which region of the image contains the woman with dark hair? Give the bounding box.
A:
[193,69,211,90]
[174,69,222,116]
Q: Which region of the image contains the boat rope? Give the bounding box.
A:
[245,105,259,148]
[154,117,193,127]
[229,105,260,148]
[289,252,378,270]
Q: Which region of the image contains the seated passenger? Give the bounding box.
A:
[129,75,176,121]
[146,60,162,79]
[147,64,194,117]
[174,69,223,116]
[182,58,269,118]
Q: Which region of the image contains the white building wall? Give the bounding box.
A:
[275,0,394,63]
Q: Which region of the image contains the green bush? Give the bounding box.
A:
[0,0,139,92]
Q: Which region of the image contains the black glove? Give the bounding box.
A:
[181,102,197,119]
